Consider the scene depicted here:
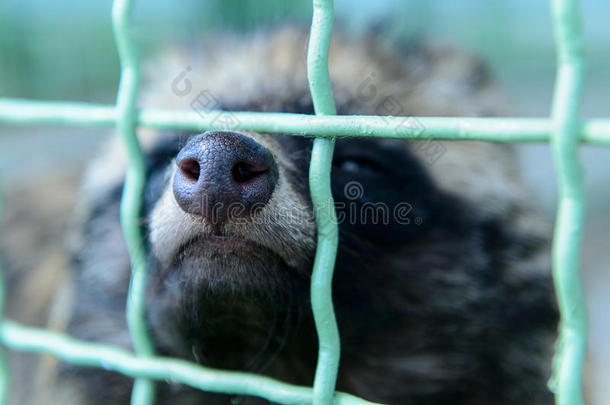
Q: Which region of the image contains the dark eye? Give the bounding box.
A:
[334,156,384,175]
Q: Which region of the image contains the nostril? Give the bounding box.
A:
[179,158,201,182]
[232,162,268,184]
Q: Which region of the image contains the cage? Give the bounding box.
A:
[0,0,608,404]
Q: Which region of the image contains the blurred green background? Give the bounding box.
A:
[0,0,608,116]
[0,1,608,403]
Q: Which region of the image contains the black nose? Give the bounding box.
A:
[173,131,278,226]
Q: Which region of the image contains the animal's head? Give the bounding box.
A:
[72,29,556,388]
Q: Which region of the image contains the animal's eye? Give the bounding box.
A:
[334,156,384,175]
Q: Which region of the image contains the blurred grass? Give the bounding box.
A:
[0,0,310,102]
[0,0,608,106]
[0,5,119,102]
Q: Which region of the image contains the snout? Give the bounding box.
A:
[173,131,278,227]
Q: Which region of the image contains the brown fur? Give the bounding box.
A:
[2,27,557,405]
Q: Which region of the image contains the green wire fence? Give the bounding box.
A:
[0,0,603,404]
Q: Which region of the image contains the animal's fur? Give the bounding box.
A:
[5,27,557,405]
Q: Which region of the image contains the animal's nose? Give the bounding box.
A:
[173,131,278,226]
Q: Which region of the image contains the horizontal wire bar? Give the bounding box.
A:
[0,98,608,144]
[0,320,382,405]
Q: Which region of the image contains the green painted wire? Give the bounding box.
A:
[0,1,603,404]
[0,193,8,405]
[548,1,588,404]
[307,0,341,404]
[111,0,157,404]
[1,99,609,145]
[0,321,382,405]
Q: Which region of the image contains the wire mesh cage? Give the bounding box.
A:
[0,0,608,404]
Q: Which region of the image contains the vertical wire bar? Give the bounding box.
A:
[548,1,587,404]
[0,192,8,405]
[111,0,157,404]
[306,0,340,404]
